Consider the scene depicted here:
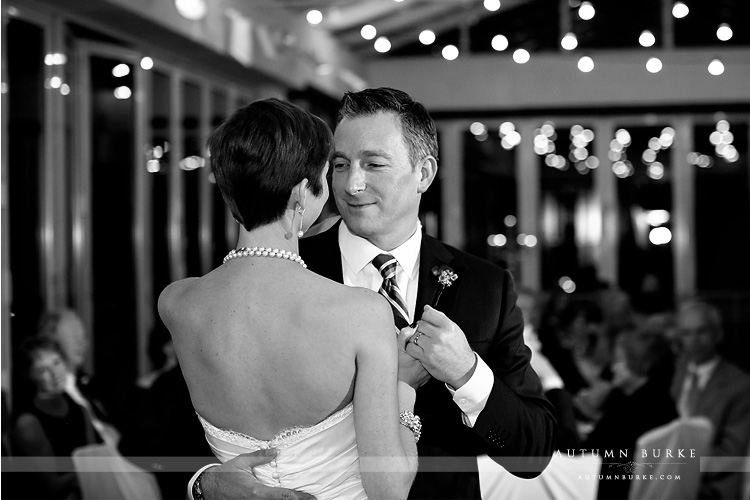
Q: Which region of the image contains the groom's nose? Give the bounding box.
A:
[344,164,366,195]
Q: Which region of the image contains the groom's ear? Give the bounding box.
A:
[417,156,438,194]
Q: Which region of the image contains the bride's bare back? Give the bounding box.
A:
[159,257,384,439]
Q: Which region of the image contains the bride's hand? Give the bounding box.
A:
[397,326,431,389]
[201,449,316,500]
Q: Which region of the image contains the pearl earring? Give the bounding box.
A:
[297,205,305,238]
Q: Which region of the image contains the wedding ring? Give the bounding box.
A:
[412,331,423,346]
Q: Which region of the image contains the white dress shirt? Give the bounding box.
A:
[338,221,494,427]
[678,356,720,417]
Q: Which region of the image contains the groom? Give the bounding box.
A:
[191,87,556,500]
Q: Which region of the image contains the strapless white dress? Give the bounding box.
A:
[197,403,366,500]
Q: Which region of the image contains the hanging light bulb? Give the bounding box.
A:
[672,2,689,19]
[419,30,436,45]
[442,45,459,61]
[374,36,391,53]
[483,0,501,12]
[639,30,655,47]
[708,59,724,76]
[716,24,733,41]
[492,34,509,51]
[306,9,323,25]
[577,56,594,72]
[360,25,376,40]
[175,0,207,20]
[561,33,578,50]
[646,57,663,73]
[578,1,595,20]
[513,48,530,64]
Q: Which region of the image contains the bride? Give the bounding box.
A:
[158,98,419,500]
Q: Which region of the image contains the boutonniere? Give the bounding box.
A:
[430,265,458,307]
[409,265,459,329]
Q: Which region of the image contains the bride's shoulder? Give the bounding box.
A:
[157,277,201,319]
[321,285,394,339]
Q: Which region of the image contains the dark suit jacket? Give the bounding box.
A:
[301,222,556,500]
[671,358,750,499]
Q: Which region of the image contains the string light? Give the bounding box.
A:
[374,36,391,53]
[442,45,459,61]
[639,30,655,47]
[306,10,323,25]
[175,0,207,20]
[114,86,132,99]
[578,56,594,72]
[561,33,578,50]
[708,58,724,75]
[716,23,733,41]
[672,2,689,19]
[512,48,530,64]
[112,63,130,77]
[646,57,663,73]
[360,25,377,40]
[483,0,501,12]
[419,30,436,45]
[492,34,509,51]
[578,1,595,20]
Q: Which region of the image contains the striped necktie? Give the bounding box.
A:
[372,253,410,329]
[683,369,701,417]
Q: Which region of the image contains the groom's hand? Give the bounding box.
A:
[406,306,477,390]
[201,449,316,500]
[397,326,431,388]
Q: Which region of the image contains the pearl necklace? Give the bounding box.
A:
[223,247,307,269]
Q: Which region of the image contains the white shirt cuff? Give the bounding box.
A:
[446,353,494,428]
[187,463,221,500]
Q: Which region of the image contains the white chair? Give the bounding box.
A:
[72,443,162,500]
[742,437,750,500]
[478,452,602,500]
[628,416,714,500]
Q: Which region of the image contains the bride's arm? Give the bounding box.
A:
[353,294,419,500]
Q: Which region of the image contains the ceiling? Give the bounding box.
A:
[271,0,750,59]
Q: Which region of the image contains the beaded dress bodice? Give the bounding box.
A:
[196,402,366,500]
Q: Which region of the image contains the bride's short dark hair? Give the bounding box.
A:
[208,98,332,231]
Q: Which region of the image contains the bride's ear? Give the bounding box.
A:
[292,179,310,209]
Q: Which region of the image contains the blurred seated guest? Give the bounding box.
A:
[118,322,211,499]
[540,297,615,428]
[10,337,103,499]
[542,298,608,393]
[672,300,750,500]
[518,289,581,450]
[640,310,679,357]
[136,322,178,390]
[38,308,119,445]
[584,328,678,499]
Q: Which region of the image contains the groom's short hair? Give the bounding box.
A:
[208,98,332,231]
[336,87,438,168]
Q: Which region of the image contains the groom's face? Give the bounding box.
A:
[331,112,424,249]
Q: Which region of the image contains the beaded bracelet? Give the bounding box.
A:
[399,411,422,443]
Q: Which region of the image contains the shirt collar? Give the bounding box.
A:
[688,356,720,381]
[338,220,422,278]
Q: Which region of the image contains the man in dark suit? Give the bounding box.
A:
[671,300,750,500]
[191,88,555,500]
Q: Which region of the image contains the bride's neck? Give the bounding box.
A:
[235,220,299,254]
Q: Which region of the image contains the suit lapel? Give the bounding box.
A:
[416,234,461,322]
[300,219,343,283]
[695,359,726,414]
